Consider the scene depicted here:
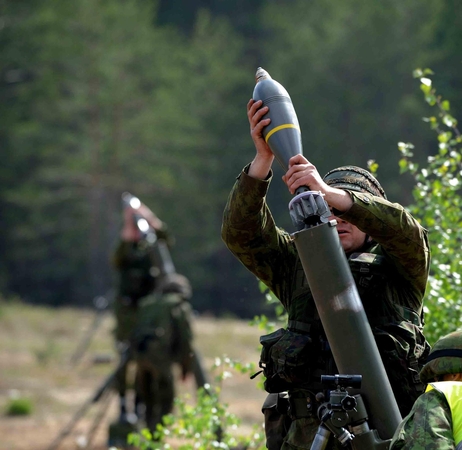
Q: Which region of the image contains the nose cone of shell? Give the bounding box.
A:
[255,67,271,83]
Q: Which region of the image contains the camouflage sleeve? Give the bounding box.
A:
[178,300,194,341]
[339,191,430,296]
[221,164,298,304]
[172,298,195,369]
[156,223,175,248]
[390,390,454,450]
[112,241,135,269]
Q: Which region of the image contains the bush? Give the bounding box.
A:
[398,68,462,344]
[6,397,33,416]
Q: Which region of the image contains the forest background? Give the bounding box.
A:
[1,0,462,324]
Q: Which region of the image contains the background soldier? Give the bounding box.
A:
[221,98,431,449]
[132,273,195,432]
[390,329,462,450]
[112,198,172,423]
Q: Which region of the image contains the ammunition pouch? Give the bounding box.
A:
[261,393,291,450]
[373,318,431,415]
[259,328,314,393]
[288,390,316,419]
[349,251,431,414]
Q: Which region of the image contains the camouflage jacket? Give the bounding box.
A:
[132,292,194,369]
[113,240,158,302]
[390,388,455,450]
[222,166,431,417]
[222,165,429,311]
[112,226,172,302]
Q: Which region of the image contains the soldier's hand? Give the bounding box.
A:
[247,99,273,159]
[247,99,275,180]
[283,155,353,212]
[282,155,327,195]
[137,203,163,231]
[121,207,140,241]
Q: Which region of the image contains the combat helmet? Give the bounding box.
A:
[419,330,462,384]
[323,166,387,199]
[162,273,192,299]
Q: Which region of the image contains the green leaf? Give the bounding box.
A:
[443,114,457,127]
[441,100,450,111]
[425,94,437,105]
[420,83,432,95]
[398,158,408,173]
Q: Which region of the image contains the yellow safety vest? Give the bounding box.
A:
[426,381,462,448]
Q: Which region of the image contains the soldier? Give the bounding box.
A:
[221,99,431,449]
[112,198,171,423]
[390,329,462,450]
[132,273,195,432]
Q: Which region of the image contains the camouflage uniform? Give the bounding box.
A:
[112,227,171,409]
[221,164,431,450]
[112,226,172,335]
[113,239,159,342]
[132,278,194,432]
[390,330,462,450]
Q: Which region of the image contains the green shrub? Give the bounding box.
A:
[128,359,265,450]
[6,397,33,416]
[398,68,462,344]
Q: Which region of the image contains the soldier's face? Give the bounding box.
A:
[329,214,367,253]
[442,373,462,382]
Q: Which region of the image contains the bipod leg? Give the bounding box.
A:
[69,312,105,367]
[310,425,331,450]
[47,350,129,450]
[85,389,115,449]
[191,348,210,390]
[46,396,95,450]
[69,294,110,367]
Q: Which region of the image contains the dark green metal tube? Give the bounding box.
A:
[291,221,402,440]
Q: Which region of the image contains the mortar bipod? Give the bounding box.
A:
[310,374,391,450]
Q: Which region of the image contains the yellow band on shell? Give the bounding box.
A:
[265,124,300,143]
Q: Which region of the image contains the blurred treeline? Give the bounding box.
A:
[1,0,461,317]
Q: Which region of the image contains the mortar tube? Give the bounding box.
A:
[291,220,402,440]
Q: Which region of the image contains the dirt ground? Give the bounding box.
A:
[0,303,268,450]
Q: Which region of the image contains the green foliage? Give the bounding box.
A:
[398,69,462,344]
[5,397,33,416]
[0,0,248,308]
[127,312,267,449]
[127,371,265,449]
[366,160,379,176]
[212,355,257,381]
[257,0,443,203]
[2,0,462,319]
[248,281,286,333]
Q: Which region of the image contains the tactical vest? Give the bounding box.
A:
[426,382,462,448]
[133,292,193,368]
[117,240,158,302]
[259,243,430,417]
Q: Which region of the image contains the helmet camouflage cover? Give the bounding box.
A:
[162,273,192,299]
[419,330,462,384]
[323,166,387,199]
